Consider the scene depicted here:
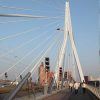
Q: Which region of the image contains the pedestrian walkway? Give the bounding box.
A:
[69,88,99,100]
[2,87,98,100]
[43,89,70,100]
[43,87,99,100]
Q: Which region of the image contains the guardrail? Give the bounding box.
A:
[85,84,100,99]
[4,72,31,100]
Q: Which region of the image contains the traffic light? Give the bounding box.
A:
[5,72,8,79]
[45,57,50,72]
[64,72,67,80]
[59,67,62,81]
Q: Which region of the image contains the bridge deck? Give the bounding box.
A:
[1,88,99,100]
[43,88,99,100]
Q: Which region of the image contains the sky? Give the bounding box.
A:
[0,0,99,81]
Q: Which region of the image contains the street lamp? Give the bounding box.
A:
[56,28,64,32]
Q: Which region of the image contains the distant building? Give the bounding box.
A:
[88,76,94,81]
[0,79,13,87]
[38,62,45,86]
[88,76,100,81]
[38,62,54,86]
[47,71,54,86]
[84,76,89,83]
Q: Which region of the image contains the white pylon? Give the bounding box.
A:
[55,0,85,83]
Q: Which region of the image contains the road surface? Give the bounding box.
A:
[43,88,99,100]
[0,88,99,100]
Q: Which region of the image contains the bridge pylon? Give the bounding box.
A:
[55,0,85,87]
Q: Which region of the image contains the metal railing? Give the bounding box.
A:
[85,84,100,99]
[4,72,31,100]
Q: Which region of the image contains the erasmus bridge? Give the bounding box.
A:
[0,0,99,100]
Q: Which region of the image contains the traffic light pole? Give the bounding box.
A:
[44,70,48,95]
[44,57,50,95]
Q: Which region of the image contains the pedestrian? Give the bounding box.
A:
[82,81,86,94]
[74,82,79,94]
[69,82,73,92]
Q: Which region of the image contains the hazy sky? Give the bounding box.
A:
[0,0,99,80]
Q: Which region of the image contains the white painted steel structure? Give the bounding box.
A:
[55,0,85,83]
